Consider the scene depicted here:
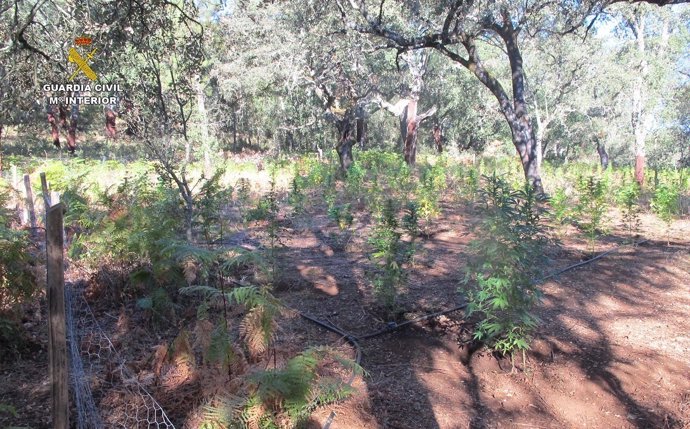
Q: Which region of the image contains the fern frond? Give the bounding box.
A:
[240,307,275,359]
[201,394,247,428]
[222,248,269,276]
[171,329,195,369]
[180,285,224,300]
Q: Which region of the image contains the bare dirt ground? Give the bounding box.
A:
[277,202,690,429]
[1,197,689,429]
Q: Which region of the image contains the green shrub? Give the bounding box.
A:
[462,174,548,361]
[617,180,641,242]
[651,182,680,243]
[201,347,360,429]
[196,168,233,243]
[549,187,569,225]
[0,183,36,358]
[368,199,415,312]
[575,175,608,252]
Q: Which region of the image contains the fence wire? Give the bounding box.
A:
[65,283,176,429]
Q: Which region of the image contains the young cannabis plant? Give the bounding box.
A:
[288,174,306,216]
[462,174,548,361]
[651,182,680,244]
[575,175,608,252]
[368,199,415,312]
[617,180,641,243]
[549,187,569,225]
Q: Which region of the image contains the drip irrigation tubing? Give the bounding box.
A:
[292,237,653,429]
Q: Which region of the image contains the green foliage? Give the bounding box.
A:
[549,187,569,225]
[402,201,420,238]
[462,174,548,358]
[196,168,233,243]
[201,347,360,429]
[344,162,365,198]
[464,166,480,202]
[287,174,306,216]
[617,180,642,242]
[575,175,608,251]
[181,285,281,359]
[368,199,414,312]
[204,323,240,371]
[1,184,36,357]
[651,181,680,243]
[0,403,18,417]
[416,162,447,229]
[651,182,680,225]
[77,170,182,267]
[236,178,252,207]
[136,287,176,325]
[327,203,354,230]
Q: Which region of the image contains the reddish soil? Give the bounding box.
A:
[277,202,690,429]
[2,197,689,429]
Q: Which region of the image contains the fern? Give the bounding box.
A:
[182,285,282,360]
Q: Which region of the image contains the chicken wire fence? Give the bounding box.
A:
[65,282,176,429]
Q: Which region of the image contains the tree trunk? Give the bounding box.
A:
[509,116,543,193]
[58,105,68,131]
[433,123,444,153]
[196,77,211,175]
[635,154,645,186]
[335,118,355,172]
[630,13,648,187]
[452,21,543,193]
[596,139,609,170]
[0,124,3,172]
[403,100,419,165]
[105,106,117,139]
[356,114,367,149]
[232,110,238,152]
[67,104,78,154]
[48,106,61,148]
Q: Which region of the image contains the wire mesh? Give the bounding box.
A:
[65,282,176,428]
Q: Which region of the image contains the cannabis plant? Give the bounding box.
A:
[575,175,608,252]
[651,182,680,244]
[549,187,569,225]
[462,174,548,362]
[616,180,641,243]
[368,199,415,312]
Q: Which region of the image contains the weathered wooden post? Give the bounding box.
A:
[40,172,51,208]
[46,202,68,429]
[23,174,38,236]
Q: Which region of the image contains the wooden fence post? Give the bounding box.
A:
[40,172,51,209]
[23,174,37,237]
[46,202,69,429]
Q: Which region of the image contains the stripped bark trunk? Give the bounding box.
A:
[105,106,117,139]
[387,98,436,165]
[48,106,60,148]
[630,13,650,187]
[402,100,418,165]
[433,123,444,153]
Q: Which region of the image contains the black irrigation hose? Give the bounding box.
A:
[536,238,651,283]
[294,237,653,429]
[358,304,468,340]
